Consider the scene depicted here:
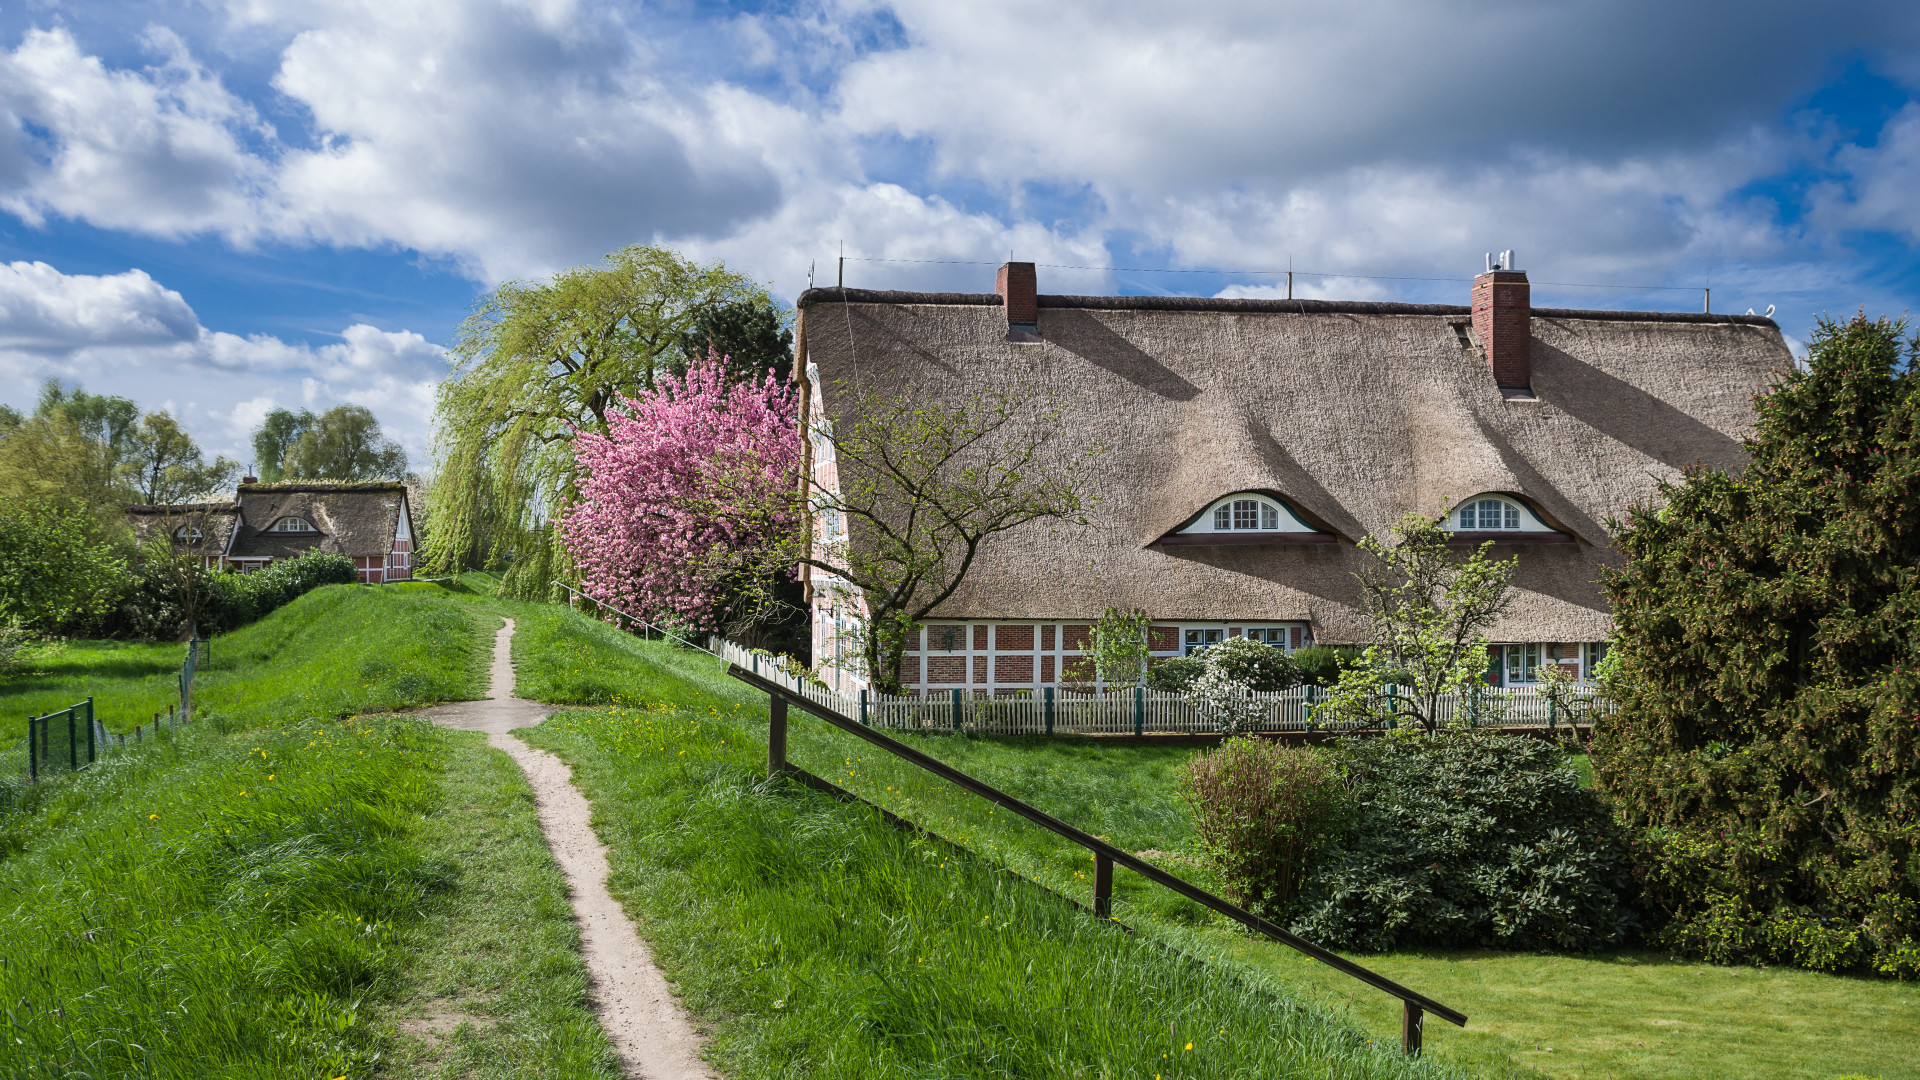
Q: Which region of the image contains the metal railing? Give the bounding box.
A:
[25,698,95,781]
[551,581,721,656]
[712,638,1601,736]
[726,659,1467,1056]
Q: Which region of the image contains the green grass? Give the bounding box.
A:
[374,730,619,1079]
[1,637,187,733]
[524,703,1468,1080]
[506,631,1920,1080]
[0,713,454,1078]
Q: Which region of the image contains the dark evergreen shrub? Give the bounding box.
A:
[1290,645,1361,687]
[1598,313,1920,976]
[1288,733,1636,952]
[1146,655,1204,692]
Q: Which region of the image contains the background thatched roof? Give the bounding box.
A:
[228,482,407,560]
[797,290,1788,642]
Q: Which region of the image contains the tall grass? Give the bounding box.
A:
[525,703,1465,1080]
[0,714,455,1079]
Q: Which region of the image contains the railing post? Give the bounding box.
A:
[860,688,869,727]
[1134,686,1144,737]
[1094,852,1113,918]
[768,695,789,777]
[1044,686,1054,737]
[1402,1001,1424,1056]
[85,698,94,765]
[951,688,963,733]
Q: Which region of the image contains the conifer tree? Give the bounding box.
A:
[1598,313,1920,975]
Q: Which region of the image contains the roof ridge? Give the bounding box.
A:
[795,287,1778,325]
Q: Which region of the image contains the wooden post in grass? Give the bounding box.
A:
[768,696,789,777]
[1402,1001,1423,1056]
[1094,853,1113,918]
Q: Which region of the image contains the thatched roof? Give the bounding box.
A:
[795,289,1789,642]
[227,482,408,560]
[127,502,239,556]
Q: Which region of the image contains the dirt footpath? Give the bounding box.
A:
[422,618,716,1080]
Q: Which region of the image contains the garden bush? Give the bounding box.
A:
[102,549,359,639]
[1288,732,1637,952]
[1291,645,1363,687]
[1180,738,1347,913]
[1598,314,1920,976]
[1146,654,1204,692]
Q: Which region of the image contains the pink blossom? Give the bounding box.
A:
[559,350,801,628]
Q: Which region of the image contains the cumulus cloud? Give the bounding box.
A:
[0,260,441,460]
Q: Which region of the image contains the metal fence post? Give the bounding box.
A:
[85,698,94,766]
[1044,686,1054,737]
[27,715,36,783]
[768,696,788,777]
[1134,686,1144,737]
[67,707,77,771]
[1094,853,1113,918]
[951,688,963,733]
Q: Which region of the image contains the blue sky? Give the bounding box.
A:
[0,0,1914,466]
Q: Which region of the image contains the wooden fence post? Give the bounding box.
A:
[768,696,788,777]
[1094,853,1113,918]
[1044,686,1054,737]
[860,688,869,727]
[1402,1001,1423,1056]
[951,688,963,733]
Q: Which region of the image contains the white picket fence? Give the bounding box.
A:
[712,637,1605,736]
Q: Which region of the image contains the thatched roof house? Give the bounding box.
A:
[795,261,1788,695]
[127,481,416,584]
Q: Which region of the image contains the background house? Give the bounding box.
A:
[796,259,1788,695]
[129,480,416,584]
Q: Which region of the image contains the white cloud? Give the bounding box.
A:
[0,260,441,461]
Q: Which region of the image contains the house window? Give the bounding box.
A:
[1503,643,1541,683]
[1213,497,1285,531]
[1244,628,1291,649]
[1585,642,1609,678]
[1458,498,1522,530]
[172,525,203,542]
[1184,629,1224,654]
[271,517,316,533]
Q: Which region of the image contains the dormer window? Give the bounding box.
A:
[1162,491,1335,546]
[1214,498,1281,531]
[270,517,317,533]
[1442,493,1572,542]
[172,525,203,542]
[1456,497,1522,531]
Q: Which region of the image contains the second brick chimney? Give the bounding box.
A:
[1472,255,1531,396]
[997,261,1040,342]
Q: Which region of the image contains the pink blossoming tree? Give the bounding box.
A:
[558,350,801,632]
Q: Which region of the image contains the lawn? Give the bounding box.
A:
[0,583,619,1079]
[532,628,1918,1080]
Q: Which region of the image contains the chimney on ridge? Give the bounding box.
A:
[997,261,1041,342]
[242,474,258,485]
[1472,251,1531,396]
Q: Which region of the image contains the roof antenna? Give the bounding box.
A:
[838,241,844,289]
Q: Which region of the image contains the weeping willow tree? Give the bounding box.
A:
[428,245,773,598]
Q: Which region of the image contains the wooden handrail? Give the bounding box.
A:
[728,663,1467,1055]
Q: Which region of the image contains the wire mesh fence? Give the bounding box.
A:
[712,637,1608,736]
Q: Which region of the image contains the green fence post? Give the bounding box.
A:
[85,698,94,766]
[951,688,963,732]
[1134,686,1144,737]
[27,715,35,783]
[860,688,869,727]
[67,707,77,771]
[1305,684,1317,730]
[1044,686,1054,737]
[1549,695,1558,730]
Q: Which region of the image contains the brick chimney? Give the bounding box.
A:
[996,261,1041,342]
[1472,252,1531,395]
[242,474,258,485]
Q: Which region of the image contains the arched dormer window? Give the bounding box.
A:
[1160,492,1334,546]
[172,525,203,542]
[270,517,317,533]
[1442,494,1572,543]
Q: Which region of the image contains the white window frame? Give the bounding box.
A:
[270,517,316,533]
[1503,643,1541,684]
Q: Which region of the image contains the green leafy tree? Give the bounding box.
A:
[674,296,794,384]
[251,408,315,482]
[124,411,239,503]
[430,245,770,597]
[1598,313,1920,976]
[1087,607,1151,687]
[0,497,128,632]
[1321,515,1516,731]
[281,405,407,481]
[0,381,141,511]
[800,386,1097,694]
